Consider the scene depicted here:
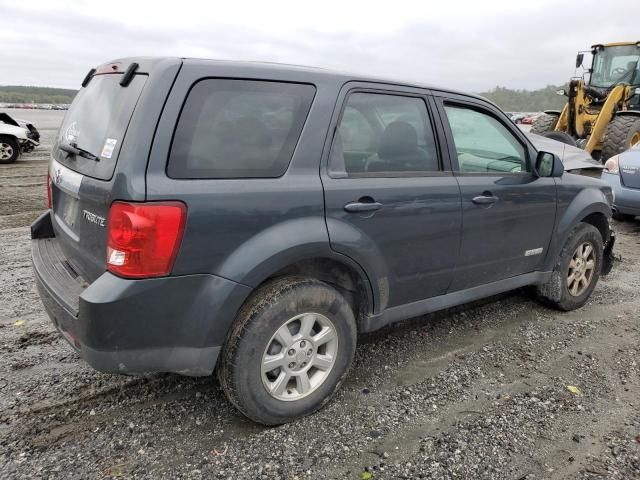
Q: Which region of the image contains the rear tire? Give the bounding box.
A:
[0,136,20,164]
[601,116,640,161]
[218,276,357,425]
[531,113,560,135]
[536,223,603,311]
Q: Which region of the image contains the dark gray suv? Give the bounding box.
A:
[32,57,615,425]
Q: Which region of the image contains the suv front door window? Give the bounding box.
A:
[444,105,527,173]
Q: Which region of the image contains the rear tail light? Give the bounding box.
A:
[46,172,52,208]
[106,201,186,278]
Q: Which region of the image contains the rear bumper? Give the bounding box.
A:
[31,211,251,376]
[601,171,640,216]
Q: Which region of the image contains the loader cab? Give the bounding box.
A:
[588,43,640,89]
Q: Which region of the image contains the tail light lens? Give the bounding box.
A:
[46,172,52,208]
[106,201,186,278]
[604,155,620,174]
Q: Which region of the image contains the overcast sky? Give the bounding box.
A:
[1,0,639,92]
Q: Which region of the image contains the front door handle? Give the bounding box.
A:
[344,199,383,213]
[472,194,499,205]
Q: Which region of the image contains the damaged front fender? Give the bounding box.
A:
[601,230,616,276]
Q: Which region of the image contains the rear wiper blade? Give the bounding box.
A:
[59,142,99,162]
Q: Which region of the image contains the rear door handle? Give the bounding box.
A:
[472,194,499,205]
[344,200,383,213]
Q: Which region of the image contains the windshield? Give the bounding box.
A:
[590,45,640,88]
[54,73,147,180]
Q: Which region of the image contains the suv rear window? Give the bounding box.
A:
[54,74,147,180]
[168,80,315,179]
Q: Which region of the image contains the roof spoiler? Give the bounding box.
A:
[81,68,97,88]
[120,62,139,87]
[80,62,139,88]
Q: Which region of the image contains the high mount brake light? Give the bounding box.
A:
[106,201,187,278]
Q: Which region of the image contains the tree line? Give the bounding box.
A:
[1,84,568,112]
[478,85,567,112]
[0,86,77,104]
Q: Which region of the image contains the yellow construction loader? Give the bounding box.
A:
[531,42,640,161]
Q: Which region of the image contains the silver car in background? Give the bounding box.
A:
[602,142,640,220]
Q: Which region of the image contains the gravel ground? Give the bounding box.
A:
[1,110,639,479]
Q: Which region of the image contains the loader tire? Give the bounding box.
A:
[601,116,640,161]
[530,113,560,135]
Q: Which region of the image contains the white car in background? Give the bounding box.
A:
[0,112,40,163]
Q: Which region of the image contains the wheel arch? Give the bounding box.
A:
[214,217,376,329]
[255,256,375,329]
[580,211,610,243]
[543,188,611,272]
[0,133,21,145]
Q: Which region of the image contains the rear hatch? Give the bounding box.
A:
[49,61,151,282]
[619,145,640,189]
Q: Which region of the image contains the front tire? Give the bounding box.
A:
[536,223,603,311]
[0,136,20,164]
[218,277,357,425]
[530,113,560,135]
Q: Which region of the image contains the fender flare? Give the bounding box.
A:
[543,188,611,272]
[216,216,377,314]
[614,110,640,118]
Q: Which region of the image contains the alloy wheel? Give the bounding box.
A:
[261,312,339,401]
[567,242,596,297]
[0,143,14,160]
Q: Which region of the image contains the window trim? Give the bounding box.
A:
[326,87,448,179]
[166,78,317,180]
[436,96,536,177]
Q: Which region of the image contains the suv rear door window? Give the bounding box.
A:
[329,92,440,177]
[168,80,315,179]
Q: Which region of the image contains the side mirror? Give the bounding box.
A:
[576,53,584,68]
[535,151,563,178]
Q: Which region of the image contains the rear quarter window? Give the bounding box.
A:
[168,80,316,179]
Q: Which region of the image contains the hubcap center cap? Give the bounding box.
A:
[295,350,309,364]
[288,339,314,370]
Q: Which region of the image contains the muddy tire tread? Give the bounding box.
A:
[217,276,356,425]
